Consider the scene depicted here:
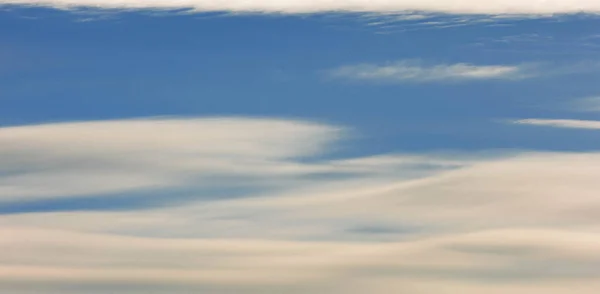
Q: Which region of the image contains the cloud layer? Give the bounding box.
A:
[2,0,600,15]
[2,117,600,293]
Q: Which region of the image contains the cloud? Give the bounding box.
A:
[0,116,471,204]
[3,117,600,293]
[2,0,600,15]
[327,61,534,83]
[1,226,600,293]
[0,117,345,201]
[181,151,600,238]
[328,59,600,84]
[512,118,600,129]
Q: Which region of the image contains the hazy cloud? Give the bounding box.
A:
[0,117,343,201]
[328,61,532,83]
[2,0,600,15]
[3,117,600,293]
[512,118,600,129]
[0,117,465,203]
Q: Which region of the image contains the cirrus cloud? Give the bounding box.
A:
[0,117,344,201]
[512,118,600,129]
[1,0,600,15]
[3,117,600,293]
[327,61,531,83]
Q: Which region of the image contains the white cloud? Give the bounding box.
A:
[328,61,532,83]
[2,0,600,15]
[512,118,600,129]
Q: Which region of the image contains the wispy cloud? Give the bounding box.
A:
[2,226,600,294]
[0,117,344,201]
[355,13,533,34]
[0,117,463,203]
[328,60,600,84]
[328,60,532,83]
[4,148,600,292]
[2,0,600,15]
[512,118,600,129]
[4,117,600,293]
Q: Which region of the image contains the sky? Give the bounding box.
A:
[2,1,600,293]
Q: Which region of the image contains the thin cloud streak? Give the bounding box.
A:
[513,118,600,129]
[328,61,532,83]
[328,60,600,83]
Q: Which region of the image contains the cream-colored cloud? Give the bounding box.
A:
[0,117,478,203]
[1,226,600,293]
[3,117,600,293]
[1,0,600,15]
[0,117,347,201]
[3,150,600,239]
[232,152,600,231]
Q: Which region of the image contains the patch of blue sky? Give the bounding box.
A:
[2,9,600,177]
[0,182,269,214]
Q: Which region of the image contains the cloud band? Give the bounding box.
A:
[1,0,600,15]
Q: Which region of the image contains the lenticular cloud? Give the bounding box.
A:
[1,0,600,15]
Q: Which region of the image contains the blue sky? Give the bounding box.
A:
[4,8,600,154]
[3,1,600,293]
